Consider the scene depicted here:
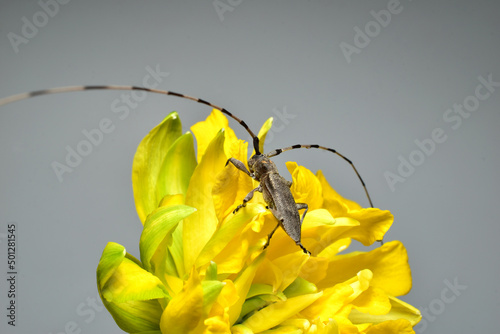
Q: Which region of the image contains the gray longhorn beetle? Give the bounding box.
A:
[0,85,376,255]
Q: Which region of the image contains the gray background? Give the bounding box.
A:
[0,1,499,333]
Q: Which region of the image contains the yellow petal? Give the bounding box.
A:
[334,208,393,246]
[191,109,238,162]
[212,140,254,223]
[229,252,267,325]
[348,269,373,301]
[159,194,185,207]
[164,273,184,296]
[332,316,359,333]
[301,209,336,229]
[256,117,273,154]
[364,319,415,334]
[281,318,311,331]
[286,162,323,210]
[298,256,329,285]
[183,129,227,272]
[242,292,323,332]
[307,318,340,334]
[349,296,421,326]
[253,258,283,292]
[231,324,255,334]
[316,170,392,245]
[316,170,362,214]
[160,267,204,333]
[386,296,422,326]
[297,210,354,256]
[208,208,271,275]
[351,286,391,316]
[317,238,352,259]
[301,270,372,322]
[249,215,302,260]
[272,252,310,291]
[300,215,357,257]
[317,241,412,296]
[216,280,240,318]
[204,309,231,334]
[196,204,266,270]
[260,325,303,333]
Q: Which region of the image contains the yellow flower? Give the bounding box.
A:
[97,110,421,333]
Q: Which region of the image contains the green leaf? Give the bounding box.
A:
[168,222,185,278]
[104,298,164,333]
[101,257,170,303]
[132,112,185,223]
[140,205,196,272]
[96,243,169,333]
[283,277,318,298]
[247,284,274,299]
[202,280,226,313]
[96,242,127,289]
[205,261,218,281]
[159,132,197,196]
[239,296,268,322]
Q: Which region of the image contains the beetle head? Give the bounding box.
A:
[248,154,277,180]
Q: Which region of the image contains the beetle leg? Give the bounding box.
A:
[263,222,281,249]
[226,157,255,179]
[233,185,262,214]
[296,203,308,225]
